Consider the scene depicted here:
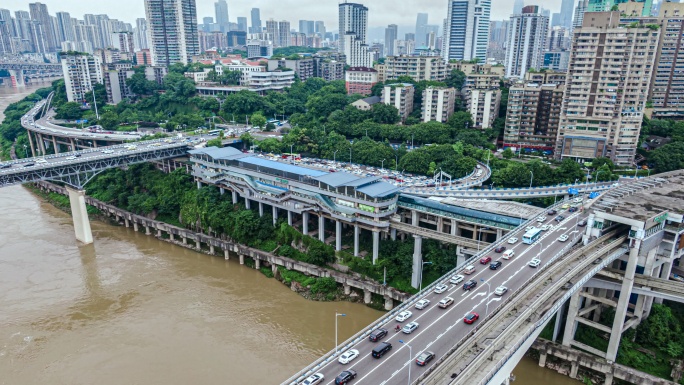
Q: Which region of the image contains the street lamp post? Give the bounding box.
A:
[480,279,491,316]
[333,150,339,167]
[529,170,534,189]
[477,227,489,253]
[398,340,412,385]
[419,261,433,292]
[381,158,385,171]
[335,312,346,354]
[290,144,294,164]
[395,154,399,171]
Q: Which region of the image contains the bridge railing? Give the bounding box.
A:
[280,197,573,385]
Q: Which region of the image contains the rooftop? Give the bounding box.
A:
[593,171,684,222]
[437,198,543,220]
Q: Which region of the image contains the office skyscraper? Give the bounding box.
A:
[385,24,397,56]
[315,21,326,36]
[556,12,658,166]
[443,0,491,62]
[559,0,575,28]
[338,2,368,54]
[513,0,525,14]
[250,8,261,33]
[505,5,548,78]
[299,20,315,35]
[144,0,199,66]
[237,17,247,32]
[415,13,428,47]
[214,0,229,31]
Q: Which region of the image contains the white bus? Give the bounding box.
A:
[522,227,543,244]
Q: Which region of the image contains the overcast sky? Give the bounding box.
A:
[4,0,564,30]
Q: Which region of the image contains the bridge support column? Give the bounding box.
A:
[604,372,614,385]
[169,232,174,241]
[239,254,245,265]
[182,236,187,245]
[562,290,582,347]
[302,212,309,235]
[335,220,342,252]
[570,361,579,379]
[390,228,396,241]
[553,299,566,342]
[372,230,379,264]
[26,131,36,157]
[412,235,423,289]
[451,219,457,236]
[384,296,393,311]
[606,238,640,361]
[224,249,229,260]
[258,202,264,217]
[133,222,139,232]
[232,190,238,204]
[318,215,325,242]
[255,259,261,269]
[354,225,360,257]
[411,210,418,225]
[52,136,59,154]
[272,206,278,226]
[65,186,93,244]
[245,198,251,209]
[287,210,293,226]
[196,181,202,189]
[124,218,130,227]
[496,228,503,240]
[69,138,75,151]
[363,289,371,304]
[219,187,225,195]
[8,69,25,88]
[156,229,161,237]
[37,133,46,155]
[538,350,547,367]
[209,244,215,254]
[343,284,351,295]
[145,226,151,235]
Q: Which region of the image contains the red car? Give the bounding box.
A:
[480,256,492,264]
[464,312,480,324]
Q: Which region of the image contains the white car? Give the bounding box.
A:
[102,150,114,154]
[300,373,324,385]
[536,216,546,223]
[508,237,519,244]
[529,258,541,268]
[434,284,449,294]
[541,224,552,231]
[395,310,413,322]
[402,321,419,334]
[450,274,465,284]
[35,158,47,164]
[415,299,430,310]
[558,234,569,242]
[494,286,508,296]
[573,197,584,203]
[338,349,359,364]
[525,226,534,232]
[65,156,77,160]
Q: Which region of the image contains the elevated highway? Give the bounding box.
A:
[0,61,62,87]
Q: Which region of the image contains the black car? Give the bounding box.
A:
[371,342,392,358]
[74,153,82,157]
[490,261,502,270]
[368,328,388,342]
[577,219,588,227]
[335,369,357,385]
[494,246,506,253]
[463,280,477,291]
[555,215,565,222]
[23,162,35,167]
[568,206,578,213]
[548,209,557,215]
[416,351,435,366]
[0,163,12,169]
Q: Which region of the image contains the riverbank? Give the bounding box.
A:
[30,181,406,311]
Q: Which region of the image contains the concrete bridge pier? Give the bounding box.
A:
[287,210,293,226]
[353,224,360,257]
[539,349,547,367]
[224,249,229,260]
[133,222,139,232]
[239,254,245,265]
[390,228,396,241]
[8,69,25,88]
[384,296,393,311]
[232,190,238,204]
[255,259,261,269]
[412,235,423,289]
[604,373,614,385]
[124,218,130,228]
[156,229,162,237]
[145,226,151,235]
[318,215,325,242]
[259,202,264,217]
[272,206,278,226]
[209,244,215,254]
[363,289,372,304]
[65,186,93,244]
[169,232,174,241]
[182,236,187,245]
[245,198,251,209]
[372,231,380,264]
[335,220,342,251]
[343,284,351,295]
[219,187,224,195]
[302,212,309,235]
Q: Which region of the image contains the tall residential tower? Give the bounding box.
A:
[505,5,549,78]
[144,0,200,66]
[442,0,491,62]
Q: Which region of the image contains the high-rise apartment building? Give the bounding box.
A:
[555,12,659,166]
[572,0,589,31]
[61,52,104,102]
[29,2,56,51]
[134,18,149,50]
[466,88,501,129]
[648,3,684,115]
[112,31,135,53]
[504,83,564,153]
[442,0,491,62]
[299,20,315,35]
[382,83,415,121]
[338,2,368,55]
[144,0,199,66]
[236,17,247,32]
[505,6,549,78]
[250,8,261,33]
[55,12,74,43]
[214,0,229,32]
[246,39,273,58]
[588,0,652,16]
[278,20,291,48]
[488,20,509,62]
[513,0,525,14]
[378,55,447,82]
[422,87,457,123]
[104,63,135,104]
[315,21,326,36]
[415,13,428,47]
[343,33,372,67]
[384,24,397,56]
[560,0,575,28]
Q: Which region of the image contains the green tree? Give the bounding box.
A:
[98,111,120,130]
[206,138,223,147]
[54,102,83,120]
[371,103,400,124]
[83,83,107,107]
[502,148,514,159]
[445,69,467,90]
[649,142,684,172]
[250,113,267,129]
[447,111,474,130]
[126,73,159,96]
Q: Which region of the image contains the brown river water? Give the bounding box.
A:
[0,85,579,384]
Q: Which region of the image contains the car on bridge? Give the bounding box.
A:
[416,351,435,366]
[555,215,565,222]
[438,297,454,308]
[569,206,578,213]
[337,349,359,364]
[368,328,388,342]
[415,299,430,310]
[402,321,419,334]
[548,209,557,215]
[561,203,570,209]
[537,216,546,223]
[449,274,464,284]
[371,342,392,358]
[463,280,477,291]
[479,256,492,264]
[558,234,569,242]
[577,219,588,227]
[494,246,506,253]
[494,286,508,296]
[464,312,480,324]
[300,372,324,385]
[334,369,357,384]
[541,224,552,231]
[529,258,541,268]
[434,283,449,294]
[395,310,412,322]
[490,261,502,270]
[508,237,519,244]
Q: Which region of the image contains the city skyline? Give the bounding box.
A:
[2,0,569,30]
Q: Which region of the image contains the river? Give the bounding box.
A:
[0,85,579,384]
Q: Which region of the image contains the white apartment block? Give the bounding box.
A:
[466,89,501,129]
[380,55,447,82]
[343,33,373,68]
[144,0,199,66]
[61,53,104,102]
[505,5,549,78]
[382,83,415,122]
[248,70,295,91]
[338,2,368,54]
[555,12,659,166]
[422,87,457,123]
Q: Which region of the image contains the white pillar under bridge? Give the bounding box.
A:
[66,186,93,244]
[8,69,25,88]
